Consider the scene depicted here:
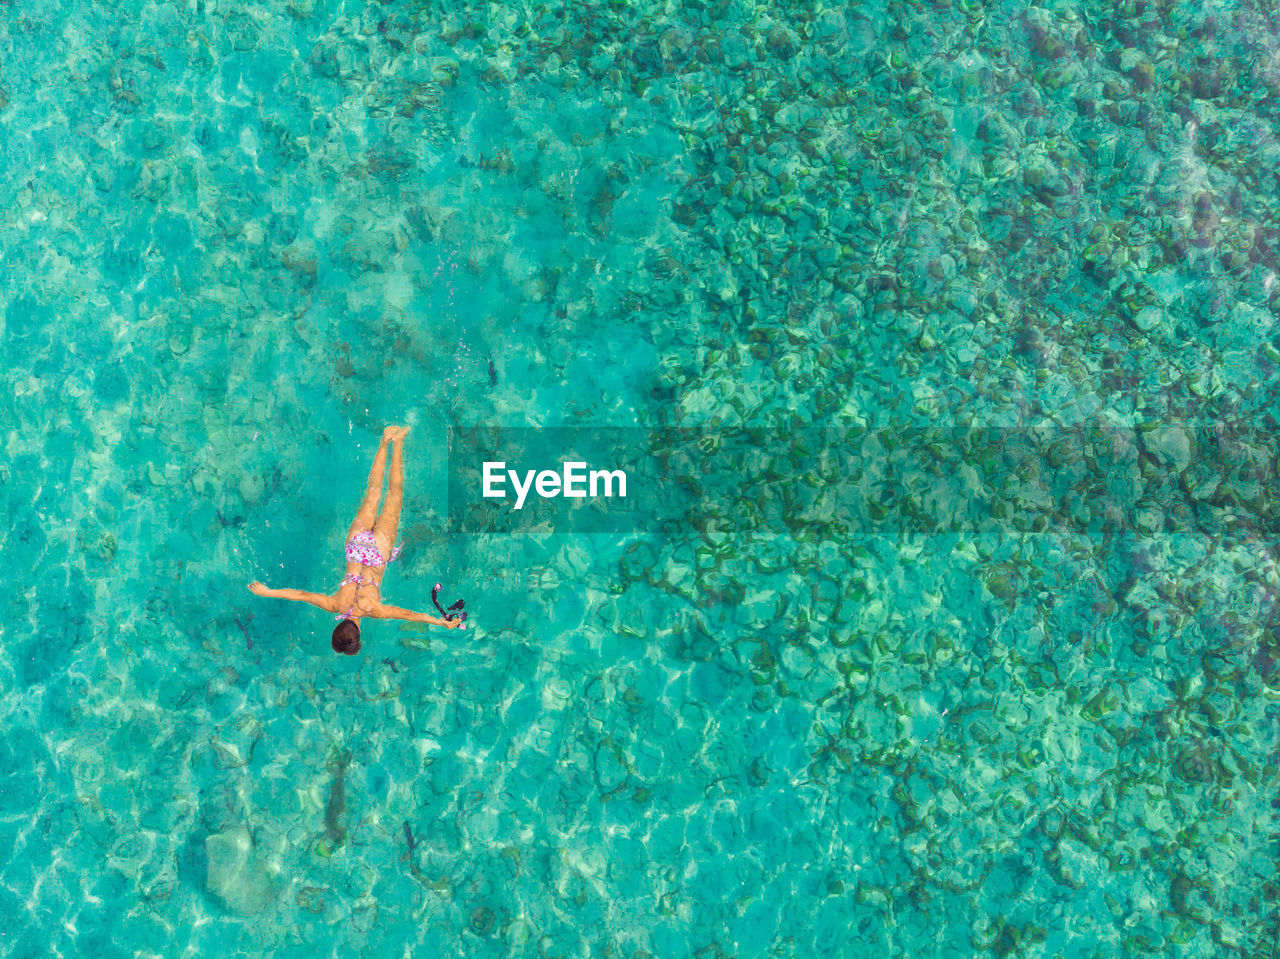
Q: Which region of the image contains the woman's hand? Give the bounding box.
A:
[443,617,463,629]
[248,581,271,596]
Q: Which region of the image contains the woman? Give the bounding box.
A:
[248,425,462,655]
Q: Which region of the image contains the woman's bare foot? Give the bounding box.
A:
[386,426,410,441]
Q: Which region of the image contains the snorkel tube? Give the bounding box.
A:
[432,583,467,626]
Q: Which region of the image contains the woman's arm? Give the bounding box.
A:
[373,603,463,628]
[248,582,337,612]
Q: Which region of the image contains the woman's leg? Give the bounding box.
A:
[372,433,405,551]
[345,432,391,540]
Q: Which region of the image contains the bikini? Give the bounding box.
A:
[335,530,404,621]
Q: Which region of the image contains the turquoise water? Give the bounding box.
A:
[3,0,1279,954]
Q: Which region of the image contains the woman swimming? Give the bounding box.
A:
[248,425,462,655]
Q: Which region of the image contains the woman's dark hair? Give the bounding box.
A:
[331,619,361,655]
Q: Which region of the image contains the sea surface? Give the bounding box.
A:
[1,0,1278,956]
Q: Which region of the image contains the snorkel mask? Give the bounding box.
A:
[432,582,467,624]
